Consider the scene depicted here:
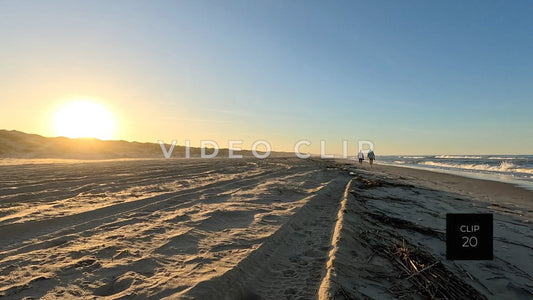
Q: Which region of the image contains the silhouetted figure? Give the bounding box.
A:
[368,150,375,167]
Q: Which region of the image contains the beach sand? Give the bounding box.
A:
[0,158,531,299]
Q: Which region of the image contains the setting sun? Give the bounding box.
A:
[53,100,116,140]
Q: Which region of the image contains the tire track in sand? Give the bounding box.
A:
[0,166,290,254]
[179,173,351,299]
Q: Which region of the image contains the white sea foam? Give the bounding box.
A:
[420,161,533,175]
[515,168,533,175]
[434,155,483,159]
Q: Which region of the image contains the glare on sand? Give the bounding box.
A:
[54,100,116,140]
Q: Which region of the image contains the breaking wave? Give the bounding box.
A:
[434,155,483,159]
[420,161,533,175]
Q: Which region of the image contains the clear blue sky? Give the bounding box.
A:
[1,0,532,154]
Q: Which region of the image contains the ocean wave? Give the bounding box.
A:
[487,157,518,160]
[434,155,483,159]
[399,156,426,159]
[515,168,533,175]
[420,161,533,175]
[393,160,406,164]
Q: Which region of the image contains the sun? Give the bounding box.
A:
[54,100,116,140]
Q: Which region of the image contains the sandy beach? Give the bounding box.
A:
[0,158,531,299]
[3,1,532,299]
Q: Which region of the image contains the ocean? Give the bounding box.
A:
[376,155,533,191]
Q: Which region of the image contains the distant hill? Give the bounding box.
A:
[0,130,274,159]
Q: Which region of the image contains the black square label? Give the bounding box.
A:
[446,213,493,260]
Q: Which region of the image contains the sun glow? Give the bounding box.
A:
[54,100,116,140]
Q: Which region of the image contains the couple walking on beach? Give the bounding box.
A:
[358,149,375,167]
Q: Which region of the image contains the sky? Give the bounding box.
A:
[1,0,532,155]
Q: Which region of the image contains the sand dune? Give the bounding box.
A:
[0,158,531,299]
[0,130,279,160]
[0,130,163,159]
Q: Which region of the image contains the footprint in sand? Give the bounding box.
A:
[93,272,136,296]
[155,232,200,255]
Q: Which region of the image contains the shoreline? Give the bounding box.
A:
[2,155,532,192]
[339,159,533,216]
[375,160,533,192]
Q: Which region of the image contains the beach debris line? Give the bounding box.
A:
[386,239,487,300]
[356,215,487,299]
[331,166,488,299]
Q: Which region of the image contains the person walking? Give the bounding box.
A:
[358,150,364,165]
[368,149,375,167]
